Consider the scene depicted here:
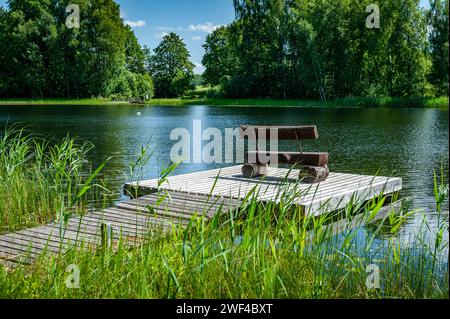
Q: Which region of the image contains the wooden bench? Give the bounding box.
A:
[239,125,330,183]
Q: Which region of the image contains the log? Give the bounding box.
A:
[242,164,269,178]
[240,126,318,140]
[246,151,329,166]
[299,165,329,183]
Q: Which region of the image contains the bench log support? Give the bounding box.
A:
[299,165,330,183]
[242,164,269,178]
[240,125,330,183]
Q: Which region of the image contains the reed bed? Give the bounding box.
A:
[0,126,111,233]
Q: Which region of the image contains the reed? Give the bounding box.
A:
[0,126,112,233]
[0,137,447,299]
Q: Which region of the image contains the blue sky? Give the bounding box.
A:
[0,0,430,74]
[115,0,235,73]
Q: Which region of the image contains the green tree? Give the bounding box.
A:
[428,0,449,96]
[0,0,57,98]
[148,33,195,98]
[202,26,239,86]
[232,0,288,98]
[135,73,154,100]
[382,0,431,97]
[0,0,152,99]
[124,26,146,75]
[76,0,127,97]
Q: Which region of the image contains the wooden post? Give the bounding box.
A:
[242,164,268,178]
[299,165,329,183]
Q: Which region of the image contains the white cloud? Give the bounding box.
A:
[155,32,169,39]
[192,36,202,41]
[125,20,146,28]
[194,62,205,74]
[185,22,222,33]
[155,26,175,31]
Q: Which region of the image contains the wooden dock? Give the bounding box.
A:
[0,165,402,269]
[126,165,402,215]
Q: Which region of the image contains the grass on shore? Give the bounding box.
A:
[149,96,450,108]
[0,131,448,299]
[0,98,130,106]
[0,126,112,233]
[0,96,448,108]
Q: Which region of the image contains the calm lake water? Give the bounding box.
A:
[1,105,449,254]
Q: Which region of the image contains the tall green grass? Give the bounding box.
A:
[0,149,447,299]
[0,126,111,233]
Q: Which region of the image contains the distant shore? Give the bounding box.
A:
[0,96,448,108]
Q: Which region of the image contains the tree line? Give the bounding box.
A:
[0,0,448,101]
[0,0,194,99]
[203,0,449,99]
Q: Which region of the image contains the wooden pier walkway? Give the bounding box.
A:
[126,165,402,215]
[0,165,402,269]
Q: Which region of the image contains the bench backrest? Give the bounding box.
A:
[239,125,318,141]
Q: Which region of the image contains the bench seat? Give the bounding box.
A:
[246,151,329,167]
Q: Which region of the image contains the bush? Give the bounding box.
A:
[135,73,154,100]
[107,70,154,101]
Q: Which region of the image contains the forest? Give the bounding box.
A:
[0,0,448,101]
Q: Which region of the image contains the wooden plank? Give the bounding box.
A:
[13,227,96,248]
[0,259,20,270]
[240,125,319,140]
[305,178,402,215]
[134,194,239,217]
[91,209,176,229]
[0,242,42,260]
[18,225,99,246]
[308,201,403,240]
[63,215,163,240]
[0,234,64,254]
[246,151,329,166]
[115,202,196,222]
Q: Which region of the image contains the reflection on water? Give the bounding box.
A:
[0,104,448,251]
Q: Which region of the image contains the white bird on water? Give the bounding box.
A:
[137,112,142,116]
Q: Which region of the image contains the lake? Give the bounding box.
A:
[1,104,448,254]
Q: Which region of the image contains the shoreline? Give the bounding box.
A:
[0,97,448,109]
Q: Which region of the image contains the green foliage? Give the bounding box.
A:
[124,26,146,75]
[201,0,448,100]
[202,26,239,86]
[191,74,204,87]
[428,0,449,96]
[107,69,154,100]
[147,33,195,98]
[0,0,447,101]
[0,0,154,100]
